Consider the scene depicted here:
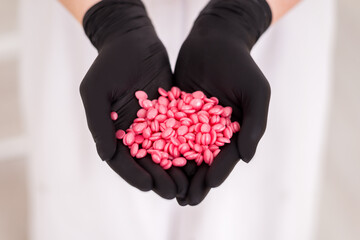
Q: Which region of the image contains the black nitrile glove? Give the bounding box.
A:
[80,0,188,199]
[174,0,272,205]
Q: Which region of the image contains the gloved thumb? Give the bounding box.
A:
[237,85,270,162]
[80,83,117,161]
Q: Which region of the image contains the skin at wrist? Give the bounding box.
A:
[58,0,101,24]
[58,0,302,26]
[266,0,302,24]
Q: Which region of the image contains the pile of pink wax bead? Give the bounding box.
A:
[111,87,240,170]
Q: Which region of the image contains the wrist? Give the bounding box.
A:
[196,0,272,49]
[83,0,151,50]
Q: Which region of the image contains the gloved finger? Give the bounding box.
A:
[106,142,153,191]
[237,83,270,162]
[187,164,211,206]
[175,160,198,205]
[80,86,116,161]
[182,160,198,178]
[206,136,240,188]
[137,157,177,199]
[167,167,189,199]
[176,196,188,206]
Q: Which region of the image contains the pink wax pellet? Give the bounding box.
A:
[134,135,144,144]
[189,114,199,124]
[223,127,233,139]
[162,160,172,170]
[164,141,170,153]
[130,143,139,157]
[209,145,219,151]
[177,99,184,109]
[178,143,190,154]
[110,111,118,121]
[210,115,220,125]
[187,152,199,160]
[160,151,169,159]
[142,99,153,109]
[116,130,126,139]
[178,136,187,143]
[158,104,167,114]
[147,108,158,120]
[220,117,227,126]
[153,139,166,150]
[133,117,145,123]
[155,114,167,122]
[135,90,148,100]
[222,106,233,117]
[196,132,202,144]
[116,87,240,170]
[172,157,187,167]
[177,125,188,136]
[215,141,225,147]
[165,118,176,128]
[190,99,204,110]
[180,118,192,126]
[152,153,161,164]
[162,128,174,139]
[133,122,147,133]
[195,154,203,166]
[123,132,135,146]
[232,121,241,132]
[142,139,152,149]
[213,149,221,158]
[218,137,231,144]
[202,103,214,111]
[200,123,211,133]
[198,114,209,124]
[158,96,169,106]
[171,87,181,99]
[210,97,219,105]
[203,133,212,145]
[150,120,160,132]
[167,110,175,118]
[192,91,205,99]
[158,87,168,97]
[142,127,152,139]
[170,137,181,146]
[175,112,187,119]
[149,132,162,141]
[203,149,213,165]
[188,140,195,149]
[173,147,180,157]
[226,117,232,126]
[168,99,177,108]
[137,109,147,118]
[194,144,203,153]
[209,105,223,115]
[183,94,193,104]
[167,91,175,101]
[160,159,170,168]
[212,123,226,132]
[136,149,147,158]
[184,133,195,141]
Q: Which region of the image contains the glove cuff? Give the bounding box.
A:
[198,0,272,49]
[83,0,151,50]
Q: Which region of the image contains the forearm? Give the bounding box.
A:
[266,0,302,24]
[58,0,100,24]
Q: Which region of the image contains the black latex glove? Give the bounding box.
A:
[80,0,188,199]
[174,0,272,205]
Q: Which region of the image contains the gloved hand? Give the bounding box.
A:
[80,0,188,199]
[174,0,272,205]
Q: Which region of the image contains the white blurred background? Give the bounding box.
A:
[0,0,359,239]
